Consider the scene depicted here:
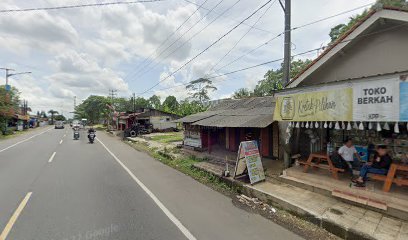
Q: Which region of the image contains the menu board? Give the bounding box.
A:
[233,141,265,185]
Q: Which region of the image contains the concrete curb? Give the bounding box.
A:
[191,164,375,240]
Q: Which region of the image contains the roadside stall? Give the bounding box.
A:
[274,75,408,189]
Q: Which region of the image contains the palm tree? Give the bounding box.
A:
[48,110,59,124]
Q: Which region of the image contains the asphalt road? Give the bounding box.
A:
[0,126,303,240]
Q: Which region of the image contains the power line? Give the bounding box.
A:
[128,0,228,81]
[141,20,408,95]
[137,0,274,95]
[183,0,274,34]
[292,2,374,30]
[0,0,167,13]
[123,0,210,81]
[207,0,278,75]
[212,1,375,73]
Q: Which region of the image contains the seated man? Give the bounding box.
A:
[353,145,392,187]
[338,138,361,177]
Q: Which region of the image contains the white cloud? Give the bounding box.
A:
[0,0,375,117]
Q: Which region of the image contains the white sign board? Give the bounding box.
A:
[184,137,202,148]
[353,79,400,121]
[234,141,265,184]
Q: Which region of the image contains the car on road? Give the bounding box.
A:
[55,121,64,129]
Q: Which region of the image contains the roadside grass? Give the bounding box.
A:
[0,129,31,140]
[93,124,106,130]
[125,140,236,194]
[123,138,340,240]
[149,132,183,144]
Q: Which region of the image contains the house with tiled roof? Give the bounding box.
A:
[287,6,408,88]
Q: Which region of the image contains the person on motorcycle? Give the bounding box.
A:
[88,127,96,142]
[88,127,95,134]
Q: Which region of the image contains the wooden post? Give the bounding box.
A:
[208,129,211,153]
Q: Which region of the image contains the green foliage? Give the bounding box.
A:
[186,78,217,103]
[148,95,161,109]
[254,59,312,96]
[54,115,66,121]
[176,100,207,116]
[0,85,20,118]
[75,95,109,124]
[150,132,183,143]
[162,95,179,113]
[232,88,252,99]
[40,111,47,118]
[329,0,408,42]
[48,109,59,124]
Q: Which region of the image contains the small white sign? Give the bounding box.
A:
[353,78,400,121]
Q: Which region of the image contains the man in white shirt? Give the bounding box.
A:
[338,138,361,176]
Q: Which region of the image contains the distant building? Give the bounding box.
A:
[118,108,181,131]
[176,96,279,159]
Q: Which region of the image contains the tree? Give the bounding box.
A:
[75,95,109,124]
[134,97,151,109]
[186,78,217,103]
[0,85,20,135]
[254,59,311,96]
[40,111,47,118]
[232,88,252,99]
[162,95,179,113]
[328,0,408,42]
[54,115,66,121]
[148,95,161,109]
[48,110,59,124]
[177,100,207,116]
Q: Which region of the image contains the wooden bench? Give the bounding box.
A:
[300,152,345,180]
[370,163,408,192]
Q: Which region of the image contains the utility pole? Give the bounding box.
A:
[132,93,136,113]
[108,89,117,130]
[279,0,292,169]
[279,0,291,85]
[1,68,31,90]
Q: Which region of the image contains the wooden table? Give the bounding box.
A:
[300,152,344,180]
[382,163,408,192]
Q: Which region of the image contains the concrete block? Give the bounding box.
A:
[397,232,408,240]
[347,206,366,218]
[380,216,403,232]
[373,227,399,240]
[401,222,408,233]
[347,228,377,240]
[352,219,378,236]
[321,218,347,239]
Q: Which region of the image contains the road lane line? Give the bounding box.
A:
[59,139,63,144]
[48,152,57,163]
[0,128,52,153]
[97,138,197,240]
[0,192,32,240]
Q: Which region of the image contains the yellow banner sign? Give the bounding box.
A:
[274,88,353,121]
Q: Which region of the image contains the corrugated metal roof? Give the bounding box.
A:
[177,96,275,128]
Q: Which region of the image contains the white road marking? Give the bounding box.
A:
[59,139,63,144]
[0,192,32,240]
[63,134,66,138]
[97,138,197,240]
[0,128,52,153]
[48,152,56,163]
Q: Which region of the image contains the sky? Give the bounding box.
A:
[0,0,375,117]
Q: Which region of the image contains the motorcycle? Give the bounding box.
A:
[88,131,96,144]
[73,131,80,140]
